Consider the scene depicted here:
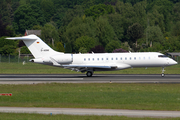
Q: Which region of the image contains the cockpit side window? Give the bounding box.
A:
[158,55,168,58]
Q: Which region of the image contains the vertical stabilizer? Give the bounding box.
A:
[6,35,63,58]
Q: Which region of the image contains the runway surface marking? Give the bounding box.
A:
[0,107,180,118]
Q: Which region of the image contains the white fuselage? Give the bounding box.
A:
[36,52,177,72]
[71,52,176,69]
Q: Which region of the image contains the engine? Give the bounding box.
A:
[30,54,73,64]
[29,58,44,63]
[50,54,73,64]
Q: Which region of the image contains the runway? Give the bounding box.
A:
[0,107,180,118]
[0,74,180,84]
[1,74,180,118]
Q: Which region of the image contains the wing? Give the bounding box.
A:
[50,57,130,72]
[50,57,117,72]
[62,64,116,72]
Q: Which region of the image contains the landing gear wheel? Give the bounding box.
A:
[161,67,165,77]
[161,73,165,77]
[86,71,93,77]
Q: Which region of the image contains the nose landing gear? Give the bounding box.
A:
[161,67,165,77]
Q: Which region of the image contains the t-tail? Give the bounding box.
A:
[6,34,64,63]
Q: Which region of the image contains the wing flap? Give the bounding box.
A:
[62,65,112,69]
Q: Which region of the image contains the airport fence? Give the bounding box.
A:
[0,54,34,63]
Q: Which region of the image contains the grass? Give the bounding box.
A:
[0,62,180,74]
[0,113,180,120]
[0,83,180,111]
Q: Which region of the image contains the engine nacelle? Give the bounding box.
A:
[51,54,73,64]
[30,58,44,63]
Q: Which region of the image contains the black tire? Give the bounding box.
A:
[86,71,93,77]
[161,73,165,77]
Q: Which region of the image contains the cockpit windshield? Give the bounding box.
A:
[158,55,168,58]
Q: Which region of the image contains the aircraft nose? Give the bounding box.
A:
[170,59,178,65]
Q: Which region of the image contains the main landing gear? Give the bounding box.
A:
[86,71,93,77]
[161,67,165,77]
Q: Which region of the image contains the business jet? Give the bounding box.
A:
[6,35,177,77]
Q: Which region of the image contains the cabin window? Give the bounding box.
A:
[92,58,94,61]
[139,57,141,60]
[88,58,90,61]
[97,58,99,61]
[130,57,131,60]
[134,57,136,60]
[111,58,113,60]
[116,58,118,60]
[84,58,86,61]
[125,57,127,60]
[149,57,150,59]
[143,57,145,60]
[102,58,103,60]
[120,57,122,60]
[106,58,108,60]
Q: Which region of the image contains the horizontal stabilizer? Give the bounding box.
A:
[6,35,38,40]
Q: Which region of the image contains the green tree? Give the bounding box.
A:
[65,42,72,53]
[108,14,124,41]
[146,42,164,52]
[133,1,147,28]
[0,45,16,55]
[75,36,96,52]
[95,16,117,47]
[147,6,165,33]
[21,46,31,54]
[85,4,115,20]
[127,23,144,47]
[62,16,97,51]
[147,0,173,32]
[62,5,84,27]
[164,36,180,52]
[114,1,135,41]
[13,4,45,34]
[171,21,180,36]
[0,0,14,25]
[53,7,66,28]
[115,1,135,19]
[55,42,65,52]
[79,47,87,53]
[105,40,121,53]
[41,22,59,46]
[40,0,55,22]
[0,36,15,48]
[0,36,16,55]
[173,2,180,22]
[19,0,26,5]
[32,25,42,30]
[0,14,14,37]
[145,26,165,46]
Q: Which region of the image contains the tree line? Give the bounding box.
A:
[0,0,180,55]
